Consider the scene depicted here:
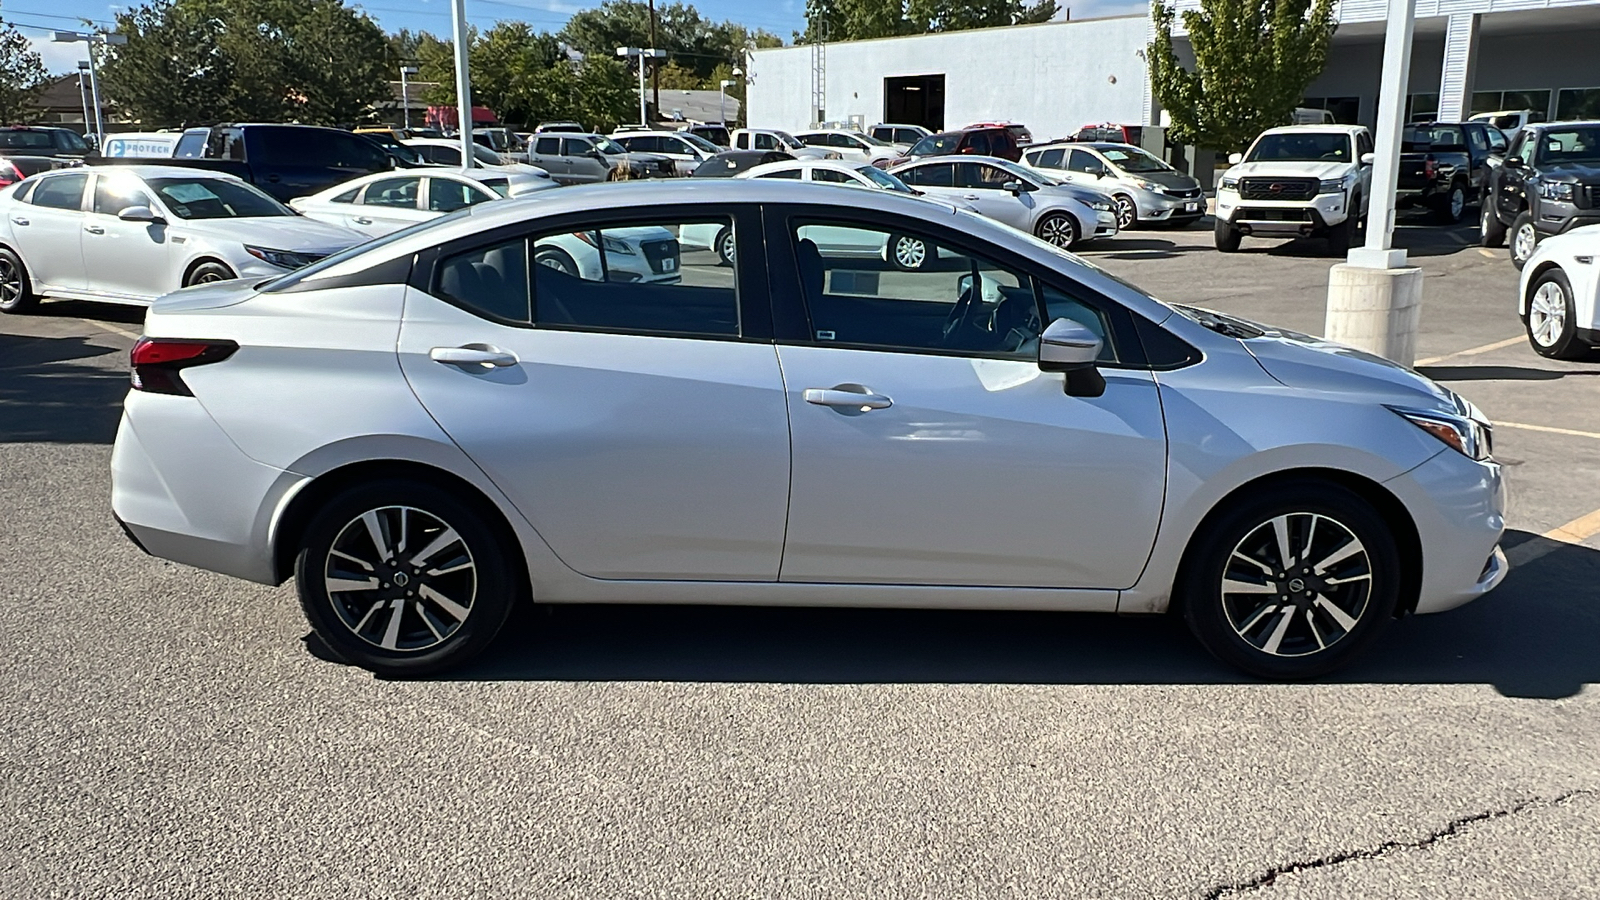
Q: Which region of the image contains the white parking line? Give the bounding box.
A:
[1495,421,1600,441]
[1507,506,1600,566]
[81,319,141,341]
[1413,335,1523,367]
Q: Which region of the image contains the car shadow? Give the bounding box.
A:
[407,530,1598,700]
[0,332,126,443]
[34,297,147,326]
[1225,220,1482,259]
[1418,364,1600,382]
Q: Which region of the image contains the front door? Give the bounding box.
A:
[529,136,569,182]
[10,171,89,293]
[82,172,172,301]
[562,138,606,183]
[950,161,1036,231]
[397,208,791,581]
[1497,129,1532,223]
[773,216,1167,589]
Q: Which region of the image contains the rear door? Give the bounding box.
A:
[397,204,791,581]
[8,171,88,292]
[529,136,567,181]
[347,175,427,236]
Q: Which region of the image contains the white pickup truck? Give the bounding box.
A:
[1214,124,1375,254]
[731,129,839,160]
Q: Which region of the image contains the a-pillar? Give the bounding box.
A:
[1437,14,1482,123]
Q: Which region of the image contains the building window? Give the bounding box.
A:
[1471,90,1550,120]
[1301,96,1360,125]
[1406,93,1439,122]
[1556,87,1600,121]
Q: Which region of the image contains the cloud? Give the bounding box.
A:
[28,34,93,77]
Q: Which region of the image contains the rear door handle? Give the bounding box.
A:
[10,216,27,226]
[804,387,893,410]
[430,345,519,368]
[961,194,980,201]
[84,224,105,234]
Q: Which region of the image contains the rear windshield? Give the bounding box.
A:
[909,133,961,156]
[1402,125,1467,152]
[10,157,57,176]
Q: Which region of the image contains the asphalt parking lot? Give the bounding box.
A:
[4,216,1599,898]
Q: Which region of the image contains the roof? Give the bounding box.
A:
[87,164,246,180]
[1260,124,1369,135]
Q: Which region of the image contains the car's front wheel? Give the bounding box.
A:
[295,479,518,677]
[1181,482,1401,679]
[887,232,933,271]
[0,246,38,314]
[1525,268,1590,360]
[714,226,735,266]
[1510,212,1540,270]
[185,260,237,287]
[1034,212,1079,249]
[1113,194,1137,230]
[1214,218,1242,252]
[1480,203,1506,247]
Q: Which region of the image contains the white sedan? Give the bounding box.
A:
[0,165,364,313]
[290,168,557,239]
[403,138,551,177]
[1518,223,1600,359]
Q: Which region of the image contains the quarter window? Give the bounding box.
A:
[428,178,493,212]
[30,173,88,210]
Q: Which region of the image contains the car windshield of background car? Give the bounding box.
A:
[1100,146,1172,173]
[992,158,1055,186]
[774,132,805,150]
[1536,126,1600,164]
[595,137,629,155]
[1246,132,1352,163]
[471,145,504,165]
[0,131,53,151]
[859,166,914,193]
[148,178,293,219]
[855,132,893,147]
[909,134,960,156]
[680,133,722,154]
[364,133,424,166]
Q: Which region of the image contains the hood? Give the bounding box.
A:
[181,215,365,254]
[616,151,672,165]
[793,147,837,160]
[1041,183,1112,206]
[1225,160,1352,181]
[1221,313,1459,412]
[1536,161,1600,183]
[1122,169,1200,191]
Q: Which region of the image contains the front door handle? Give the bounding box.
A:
[804,387,893,410]
[10,216,27,226]
[353,216,373,225]
[84,224,105,234]
[961,194,980,201]
[430,345,519,368]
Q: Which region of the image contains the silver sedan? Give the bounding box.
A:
[890,155,1118,248]
[111,181,1506,680]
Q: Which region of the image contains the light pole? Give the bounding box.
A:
[718,79,733,126]
[76,62,92,137]
[53,31,126,143]
[399,65,418,131]
[616,47,666,127]
[450,0,474,167]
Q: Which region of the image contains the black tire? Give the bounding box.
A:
[1524,267,1590,360]
[1510,211,1540,270]
[294,479,518,677]
[1112,194,1137,230]
[1325,212,1356,255]
[713,226,735,266]
[0,246,38,314]
[185,260,237,287]
[1180,480,1401,680]
[1432,182,1467,225]
[1034,212,1080,249]
[887,231,933,271]
[1213,217,1242,252]
[1479,202,1506,247]
[534,246,579,276]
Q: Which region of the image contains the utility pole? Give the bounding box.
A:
[450,0,474,167]
[648,0,659,123]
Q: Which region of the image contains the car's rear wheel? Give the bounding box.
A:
[0,247,38,314]
[1035,212,1079,249]
[1525,268,1589,360]
[534,246,579,277]
[1433,182,1467,224]
[185,260,236,287]
[1113,194,1137,230]
[1181,482,1401,680]
[887,232,932,271]
[1214,218,1242,252]
[295,480,517,677]
[714,226,735,266]
[1511,212,1540,270]
[1480,203,1507,247]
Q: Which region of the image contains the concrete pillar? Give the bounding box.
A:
[1326,265,1425,366]
[1437,14,1481,123]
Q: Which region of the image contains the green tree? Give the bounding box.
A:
[561,1,781,80]
[800,0,1056,41]
[0,17,48,125]
[1148,0,1337,152]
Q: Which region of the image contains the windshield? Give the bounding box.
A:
[992,158,1056,186]
[859,165,914,193]
[1533,125,1600,165]
[855,132,892,147]
[680,132,721,154]
[1100,146,1172,173]
[909,133,960,156]
[595,137,628,155]
[479,177,511,197]
[1245,131,1353,163]
[774,131,803,150]
[362,132,424,166]
[147,177,293,219]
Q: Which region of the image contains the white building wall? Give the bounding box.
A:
[748,16,1150,140]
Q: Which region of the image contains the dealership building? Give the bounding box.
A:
[746,0,1600,144]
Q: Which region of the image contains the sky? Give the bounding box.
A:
[9,0,1145,76]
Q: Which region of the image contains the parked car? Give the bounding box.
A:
[731,129,838,160]
[612,130,724,175]
[289,167,557,238]
[526,133,677,184]
[965,121,1033,147]
[1024,141,1204,229]
[1470,109,1542,133]
[890,155,1117,248]
[869,123,932,148]
[0,155,73,189]
[355,130,431,168]
[688,150,796,178]
[1396,122,1502,224]
[109,179,1507,680]
[0,165,362,313]
[900,127,1023,163]
[1518,224,1600,359]
[684,122,731,148]
[474,127,526,162]
[100,132,180,159]
[794,129,902,165]
[534,121,586,134]
[1071,123,1145,146]
[1214,125,1375,254]
[402,138,553,179]
[1481,121,1600,269]
[146,124,397,201]
[0,126,92,159]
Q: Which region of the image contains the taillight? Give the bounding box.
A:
[129,337,238,395]
[1423,157,1436,179]
[0,166,17,187]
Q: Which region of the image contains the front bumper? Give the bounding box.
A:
[1216,189,1351,235]
[1134,188,1205,221]
[1543,206,1600,237]
[1091,209,1119,239]
[1383,447,1507,615]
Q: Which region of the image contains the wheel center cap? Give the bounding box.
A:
[1287,577,1306,593]
[393,572,410,587]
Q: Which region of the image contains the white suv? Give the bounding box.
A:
[1214,125,1374,254]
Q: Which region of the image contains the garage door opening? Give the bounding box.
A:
[884,75,945,132]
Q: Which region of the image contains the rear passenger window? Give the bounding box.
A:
[1035,148,1064,168]
[436,237,531,324]
[531,217,738,338]
[30,173,87,210]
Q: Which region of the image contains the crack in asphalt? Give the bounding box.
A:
[1201,789,1598,898]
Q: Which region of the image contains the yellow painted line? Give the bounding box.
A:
[1495,421,1600,441]
[82,318,141,340]
[1507,505,1600,567]
[1478,248,1498,258]
[1414,335,1523,367]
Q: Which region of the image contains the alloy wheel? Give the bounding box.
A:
[1449,188,1465,221]
[719,230,736,264]
[1038,214,1076,248]
[893,236,927,269]
[323,505,477,653]
[1220,512,1372,658]
[1514,222,1538,262]
[0,258,20,304]
[1114,196,1136,230]
[1528,281,1568,347]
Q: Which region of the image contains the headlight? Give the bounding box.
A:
[1538,181,1575,202]
[1318,178,1347,194]
[244,246,320,269]
[1132,179,1163,192]
[1219,176,1239,191]
[577,232,637,256]
[1389,406,1493,461]
[1088,200,1114,212]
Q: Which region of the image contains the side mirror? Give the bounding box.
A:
[1093,166,1110,179]
[117,205,163,224]
[1227,152,1244,165]
[1038,318,1106,397]
[1359,152,1376,166]
[1002,179,1025,194]
[1505,155,1524,168]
